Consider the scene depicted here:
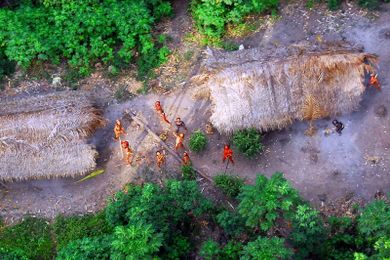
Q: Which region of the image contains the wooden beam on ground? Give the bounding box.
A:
[124,110,213,183]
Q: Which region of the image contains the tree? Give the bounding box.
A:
[111,223,163,259]
[165,179,213,219]
[241,237,293,260]
[372,237,390,259]
[56,235,112,260]
[289,204,327,258]
[216,210,246,238]
[0,247,28,260]
[238,173,300,231]
[358,200,390,244]
[324,216,357,260]
[200,239,221,260]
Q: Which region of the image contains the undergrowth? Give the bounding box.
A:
[1,176,389,258]
[0,217,54,259]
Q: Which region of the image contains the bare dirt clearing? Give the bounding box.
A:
[1,1,389,224]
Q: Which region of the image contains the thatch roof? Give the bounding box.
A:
[198,50,377,133]
[0,91,105,181]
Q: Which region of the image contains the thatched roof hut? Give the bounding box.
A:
[0,91,105,181]
[196,49,377,133]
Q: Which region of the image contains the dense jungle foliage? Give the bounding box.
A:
[1,173,389,259]
[0,0,172,78]
[1,0,389,81]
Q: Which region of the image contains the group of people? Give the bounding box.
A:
[113,100,235,170]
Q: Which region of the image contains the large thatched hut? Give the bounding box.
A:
[0,91,105,181]
[195,48,377,133]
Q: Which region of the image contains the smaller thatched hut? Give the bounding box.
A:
[196,49,377,134]
[0,91,105,181]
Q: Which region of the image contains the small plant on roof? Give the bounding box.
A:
[232,128,263,158]
[188,130,207,153]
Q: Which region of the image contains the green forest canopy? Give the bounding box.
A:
[1,173,389,259]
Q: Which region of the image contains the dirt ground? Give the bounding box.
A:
[1,1,389,224]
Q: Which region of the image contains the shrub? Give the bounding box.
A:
[221,41,240,51]
[114,86,134,103]
[289,204,327,258]
[181,165,197,180]
[161,234,192,259]
[0,247,28,260]
[53,212,113,250]
[324,216,357,259]
[188,130,207,152]
[0,49,16,81]
[306,0,315,9]
[358,199,390,243]
[232,128,263,158]
[216,210,247,238]
[0,217,54,259]
[328,0,341,10]
[372,236,390,259]
[221,241,243,259]
[241,236,293,260]
[238,173,301,231]
[105,185,143,227]
[200,239,221,260]
[191,0,279,39]
[358,0,381,10]
[56,235,113,260]
[0,0,172,77]
[213,174,244,198]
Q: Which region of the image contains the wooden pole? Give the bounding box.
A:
[224,159,230,174]
[119,136,124,159]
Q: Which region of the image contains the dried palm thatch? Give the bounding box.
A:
[302,95,328,136]
[202,51,377,133]
[0,91,105,181]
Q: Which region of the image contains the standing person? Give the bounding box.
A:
[114,119,125,141]
[332,119,344,134]
[222,145,234,165]
[121,141,133,165]
[156,150,166,169]
[368,73,381,91]
[173,132,185,151]
[175,117,188,133]
[154,100,171,125]
[182,151,191,166]
[155,100,163,113]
